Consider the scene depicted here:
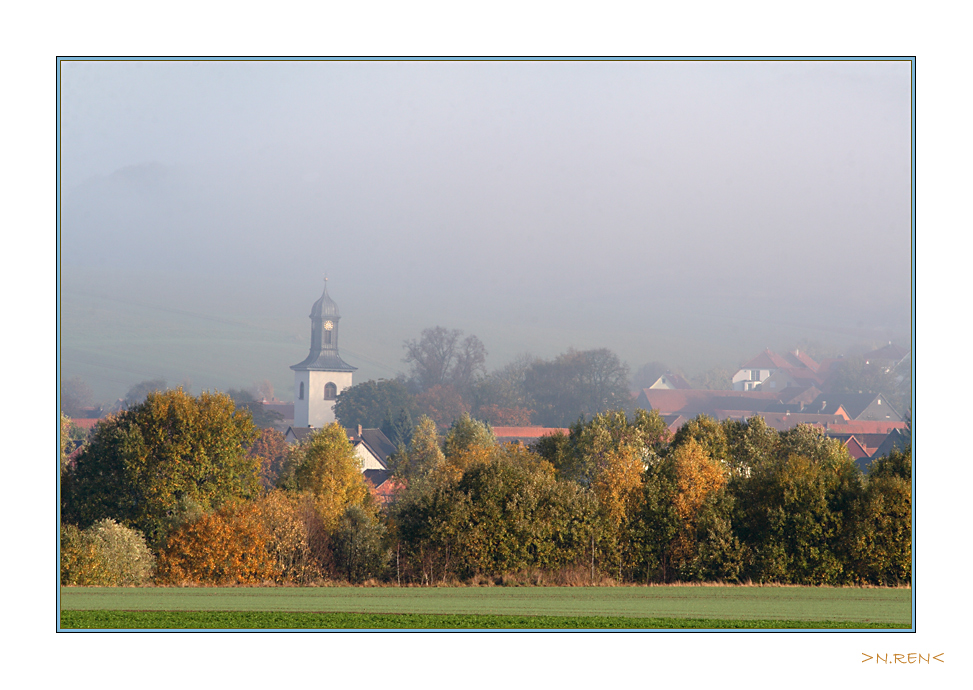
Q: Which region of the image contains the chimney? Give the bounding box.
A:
[358,424,363,437]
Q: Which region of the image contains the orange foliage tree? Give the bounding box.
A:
[249,427,289,490]
[157,500,279,585]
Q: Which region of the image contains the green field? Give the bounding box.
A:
[60,585,912,630]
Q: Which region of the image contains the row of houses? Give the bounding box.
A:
[637,344,910,470]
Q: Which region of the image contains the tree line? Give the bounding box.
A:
[61,388,910,587]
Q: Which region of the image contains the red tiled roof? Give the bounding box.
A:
[69,418,101,430]
[492,427,569,438]
[826,421,908,435]
[842,436,870,460]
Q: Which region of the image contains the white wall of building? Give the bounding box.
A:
[293,370,353,428]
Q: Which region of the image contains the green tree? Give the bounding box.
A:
[845,448,911,584]
[393,416,446,482]
[524,348,631,427]
[334,378,417,431]
[381,406,414,448]
[721,416,780,475]
[333,505,389,583]
[122,378,169,409]
[62,389,259,546]
[732,448,862,585]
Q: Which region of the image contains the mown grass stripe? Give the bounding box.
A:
[60,610,910,630]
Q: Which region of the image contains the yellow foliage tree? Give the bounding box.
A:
[668,437,728,565]
[592,440,646,578]
[292,423,372,530]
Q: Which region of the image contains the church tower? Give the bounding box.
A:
[291,280,356,427]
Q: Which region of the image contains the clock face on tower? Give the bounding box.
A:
[324,320,334,330]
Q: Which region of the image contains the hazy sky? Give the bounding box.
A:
[58,59,913,402]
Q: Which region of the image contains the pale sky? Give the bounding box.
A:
[58,58,913,401]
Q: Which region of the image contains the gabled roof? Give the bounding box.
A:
[649,372,693,390]
[740,349,793,370]
[783,350,819,372]
[284,426,396,466]
[869,428,910,459]
[810,393,901,421]
[354,428,397,464]
[776,385,823,405]
[841,436,870,460]
[864,342,909,363]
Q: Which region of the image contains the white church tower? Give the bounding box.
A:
[291,280,356,427]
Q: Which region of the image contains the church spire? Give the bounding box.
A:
[291,279,356,373]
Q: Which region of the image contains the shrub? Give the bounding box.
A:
[61,519,156,586]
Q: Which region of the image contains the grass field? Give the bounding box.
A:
[59,585,912,630]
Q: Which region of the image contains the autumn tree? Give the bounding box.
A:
[287,423,373,530]
[254,490,333,583]
[249,427,289,490]
[157,500,280,585]
[560,409,669,485]
[590,440,646,580]
[62,389,259,546]
[413,384,470,430]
